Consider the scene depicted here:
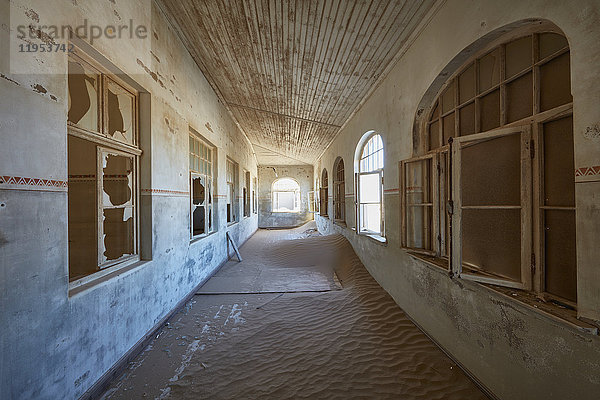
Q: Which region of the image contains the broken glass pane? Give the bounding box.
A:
[68,60,99,132]
[102,207,134,261]
[193,206,205,236]
[478,48,501,93]
[102,153,133,207]
[68,135,98,280]
[539,33,568,60]
[107,79,135,145]
[192,176,205,205]
[540,52,572,111]
[505,36,532,79]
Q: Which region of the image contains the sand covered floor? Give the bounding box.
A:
[102,223,488,399]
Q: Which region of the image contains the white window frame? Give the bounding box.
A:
[355,133,385,237]
[226,158,239,224]
[189,132,215,239]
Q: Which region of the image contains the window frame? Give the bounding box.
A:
[67,46,141,282]
[226,158,239,224]
[333,158,346,223]
[320,169,329,217]
[404,26,576,303]
[189,131,215,239]
[356,133,385,237]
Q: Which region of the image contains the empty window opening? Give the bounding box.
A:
[333,158,345,223]
[356,133,384,235]
[190,130,214,238]
[253,177,258,214]
[272,178,301,213]
[67,47,140,282]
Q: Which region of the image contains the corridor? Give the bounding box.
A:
[102,224,488,399]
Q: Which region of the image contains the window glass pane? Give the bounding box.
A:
[479,89,500,132]
[544,210,577,302]
[505,36,532,79]
[102,153,133,207]
[106,80,135,145]
[430,101,440,121]
[192,176,205,205]
[443,113,455,144]
[407,206,432,250]
[359,173,381,203]
[429,121,440,150]
[478,48,501,93]
[68,136,98,280]
[405,160,431,204]
[540,52,572,111]
[360,203,381,233]
[275,191,296,211]
[543,116,575,207]
[459,63,475,104]
[102,207,134,262]
[506,72,533,123]
[68,60,99,132]
[461,134,521,206]
[539,33,568,60]
[462,208,521,281]
[441,84,455,114]
[459,102,475,136]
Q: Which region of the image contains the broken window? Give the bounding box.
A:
[356,133,384,236]
[333,158,345,222]
[272,178,300,212]
[307,191,316,213]
[67,47,140,281]
[320,169,329,217]
[243,171,251,217]
[226,159,239,223]
[190,130,214,238]
[407,27,576,303]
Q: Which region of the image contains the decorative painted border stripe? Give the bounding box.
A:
[384,188,400,194]
[141,188,189,197]
[575,166,600,183]
[0,175,67,192]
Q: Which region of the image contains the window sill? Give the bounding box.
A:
[358,232,387,245]
[272,211,301,214]
[69,258,147,298]
[227,221,238,226]
[190,230,217,244]
[406,252,598,335]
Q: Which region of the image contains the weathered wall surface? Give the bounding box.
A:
[315,1,600,399]
[0,1,258,399]
[258,165,313,228]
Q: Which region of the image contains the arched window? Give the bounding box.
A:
[356,133,384,235]
[272,178,300,213]
[333,157,345,222]
[320,169,328,217]
[403,23,575,303]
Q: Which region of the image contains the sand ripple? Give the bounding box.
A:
[164,231,488,399]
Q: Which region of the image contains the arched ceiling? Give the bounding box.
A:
[157,0,438,164]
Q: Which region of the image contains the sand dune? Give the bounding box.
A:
[157,227,489,399]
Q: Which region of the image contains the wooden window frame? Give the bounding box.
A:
[333,158,346,224]
[408,25,576,302]
[189,131,215,239]
[226,158,239,224]
[356,134,385,237]
[67,47,141,282]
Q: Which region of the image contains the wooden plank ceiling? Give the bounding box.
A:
[157,0,437,164]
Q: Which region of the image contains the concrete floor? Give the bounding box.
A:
[101,223,488,399]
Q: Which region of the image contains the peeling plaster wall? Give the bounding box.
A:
[0,1,257,399]
[315,1,600,399]
[258,165,313,228]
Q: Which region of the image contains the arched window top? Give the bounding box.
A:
[358,133,384,173]
[272,178,300,192]
[422,26,571,153]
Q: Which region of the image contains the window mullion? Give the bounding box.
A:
[520,126,533,291]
